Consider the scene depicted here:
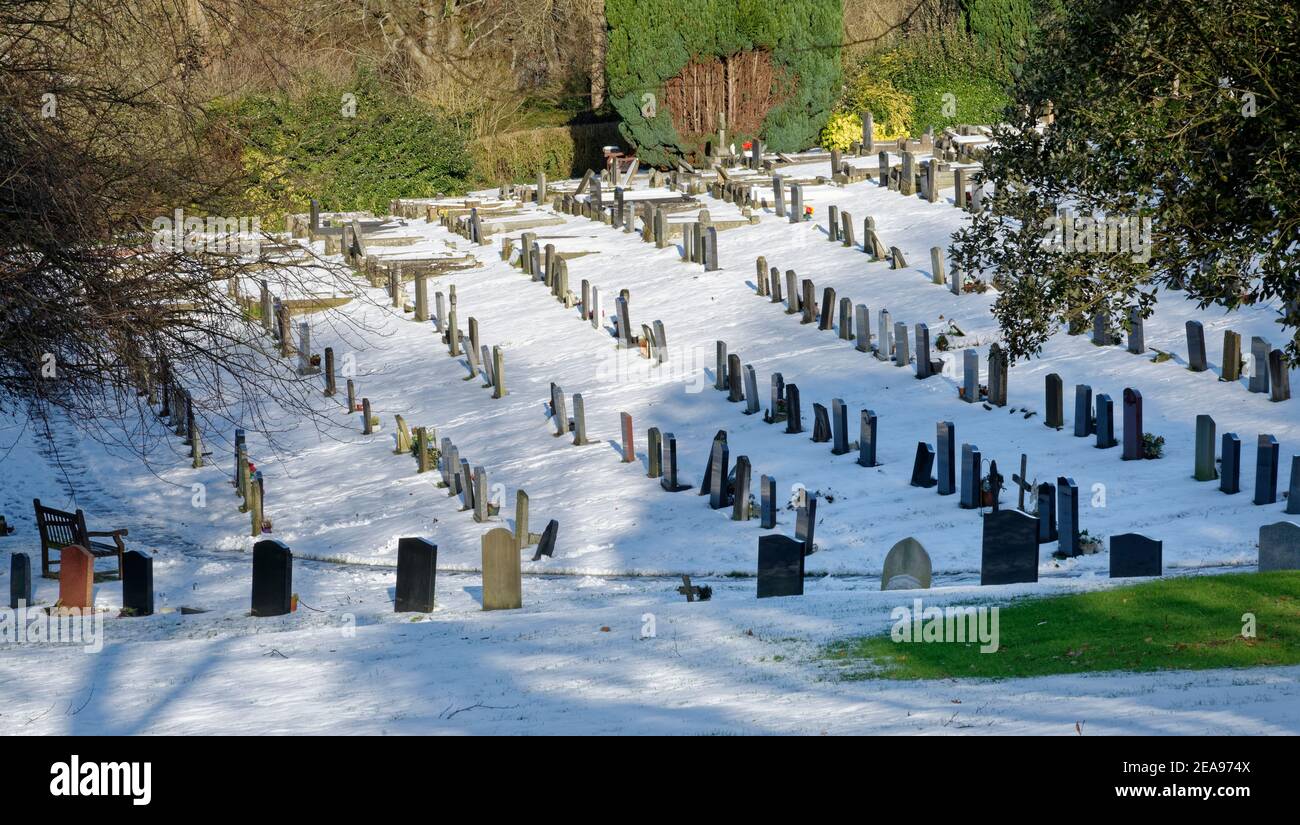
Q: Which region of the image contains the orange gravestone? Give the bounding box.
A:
[58,544,94,610]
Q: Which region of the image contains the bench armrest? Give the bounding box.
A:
[86,529,128,538]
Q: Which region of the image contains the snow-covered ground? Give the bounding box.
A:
[2,150,1297,734]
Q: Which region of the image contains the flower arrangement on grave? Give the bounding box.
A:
[368,414,381,429]
[1150,349,1172,363]
[803,205,814,221]
[310,354,321,367]
[1141,433,1165,459]
[261,517,273,533]
[980,469,1006,507]
[961,275,989,294]
[1078,530,1103,554]
[409,439,441,467]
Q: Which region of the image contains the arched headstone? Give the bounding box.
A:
[881,538,932,590]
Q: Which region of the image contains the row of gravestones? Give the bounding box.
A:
[9,546,153,615]
[758,534,935,599]
[804,204,968,296]
[504,228,670,363]
[1191,415,1300,510]
[1044,376,1148,460]
[1094,315,1291,403]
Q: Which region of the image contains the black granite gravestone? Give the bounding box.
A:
[760,475,777,529]
[910,442,937,487]
[1045,374,1064,428]
[122,549,154,616]
[10,552,31,609]
[1221,432,1242,494]
[661,432,691,492]
[980,509,1040,585]
[251,539,293,617]
[707,436,732,510]
[1255,434,1279,505]
[785,384,803,434]
[857,409,879,467]
[757,535,805,598]
[795,495,818,555]
[395,537,437,612]
[1057,477,1080,557]
[1095,393,1117,448]
[1036,482,1058,543]
[532,520,559,561]
[1109,533,1162,578]
[700,430,727,497]
[1122,388,1144,460]
[811,403,831,443]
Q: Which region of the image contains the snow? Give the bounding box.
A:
[2,149,1297,734]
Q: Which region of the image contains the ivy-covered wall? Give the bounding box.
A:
[606,0,842,167]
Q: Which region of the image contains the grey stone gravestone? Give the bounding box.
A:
[1074,385,1093,437]
[715,341,728,390]
[251,539,293,617]
[395,537,437,612]
[917,324,934,379]
[122,550,153,616]
[572,393,591,445]
[962,349,978,400]
[760,475,777,528]
[937,422,956,495]
[1259,521,1300,571]
[727,353,744,402]
[661,432,690,492]
[881,538,932,590]
[647,427,663,478]
[1249,337,1270,393]
[1255,435,1279,505]
[1037,482,1058,543]
[1110,533,1162,578]
[705,433,731,510]
[770,266,783,304]
[1221,433,1242,494]
[801,279,817,324]
[858,410,879,467]
[981,509,1039,586]
[732,456,752,521]
[773,175,785,217]
[744,366,760,415]
[1269,350,1291,402]
[1186,321,1208,371]
[855,305,871,352]
[704,226,720,271]
[827,205,839,242]
[757,535,805,598]
[1222,331,1242,382]
[784,270,799,314]
[1122,388,1144,461]
[811,403,831,443]
[1127,308,1145,354]
[841,211,855,248]
[877,310,892,358]
[831,399,850,455]
[893,322,909,367]
[988,344,1008,406]
[839,297,854,341]
[1286,456,1300,515]
[1194,415,1218,481]
[766,373,786,424]
[795,495,817,555]
[1095,393,1117,448]
[789,183,803,224]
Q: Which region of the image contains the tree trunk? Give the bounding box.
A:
[589,0,606,109]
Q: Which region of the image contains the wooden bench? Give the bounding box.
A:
[33,499,127,580]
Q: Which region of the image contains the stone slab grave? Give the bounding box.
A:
[757,535,805,599]
[1109,533,1162,578]
[1258,521,1300,571]
[980,509,1039,586]
[122,550,154,616]
[532,519,559,561]
[881,538,932,590]
[251,538,293,617]
[10,552,32,609]
[395,537,437,613]
[58,545,95,611]
[481,526,522,610]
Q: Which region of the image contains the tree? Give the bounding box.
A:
[949,0,1300,364]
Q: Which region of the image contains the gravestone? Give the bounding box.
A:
[532,520,559,561]
[251,539,292,617]
[789,183,803,223]
[1073,385,1093,437]
[827,205,839,242]
[1037,482,1058,543]
[937,422,956,495]
[1127,308,1145,354]
[755,256,768,295]
[757,535,805,598]
[395,537,437,613]
[929,247,945,286]
[122,550,154,616]
[980,509,1040,586]
[1194,415,1218,481]
[881,538,932,590]
[727,354,744,402]
[1269,350,1291,402]
[785,384,803,434]
[1045,374,1064,428]
[1255,435,1279,505]
[785,270,799,314]
[59,545,94,611]
[770,266,783,304]
[1109,533,1162,578]
[1221,433,1242,494]
[811,403,831,443]
[838,298,854,341]
[621,412,635,463]
[1186,321,1208,371]
[661,433,691,492]
[704,227,720,271]
[481,527,522,610]
[743,366,760,415]
[858,410,879,467]
[841,211,855,248]
[1057,477,1080,557]
[818,287,836,331]
[855,305,871,352]
[988,344,1008,406]
[893,322,909,367]
[732,457,752,521]
[917,324,935,379]
[9,553,31,609]
[647,427,663,478]
[801,280,817,324]
[323,348,337,396]
[1258,521,1300,571]
[959,444,982,509]
[877,310,892,359]
[831,399,850,455]
[1249,337,1270,393]
[773,175,785,217]
[910,442,937,487]
[795,495,817,555]
[1287,456,1300,515]
[962,349,978,401]
[707,435,732,510]
[1221,331,1242,382]
[760,475,777,529]
[1095,393,1117,448]
[552,389,569,436]
[1121,388,1144,461]
[715,341,728,390]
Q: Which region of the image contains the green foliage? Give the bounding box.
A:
[1142,433,1165,460]
[218,72,472,221]
[824,572,1300,679]
[959,0,1046,75]
[950,0,1300,365]
[470,122,623,186]
[606,0,842,167]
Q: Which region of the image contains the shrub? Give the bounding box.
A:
[470,122,623,186]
